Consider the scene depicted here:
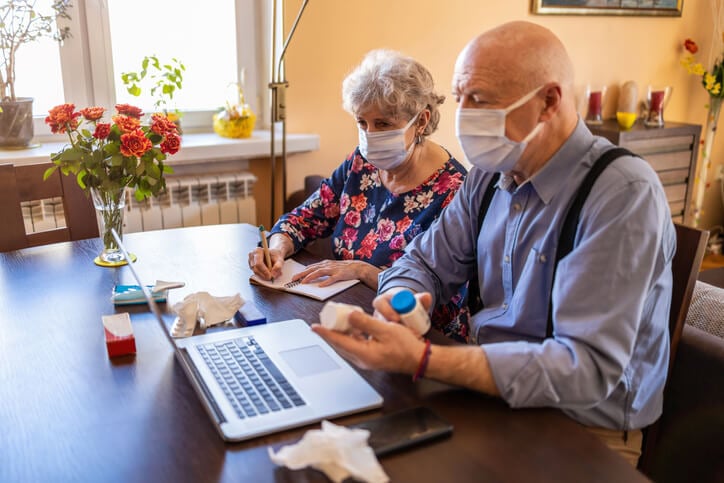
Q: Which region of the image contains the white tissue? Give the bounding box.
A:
[171,292,243,338]
[268,420,389,483]
[319,302,363,332]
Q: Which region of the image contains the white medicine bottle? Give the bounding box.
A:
[390,289,430,336]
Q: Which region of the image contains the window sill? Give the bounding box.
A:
[0,130,320,167]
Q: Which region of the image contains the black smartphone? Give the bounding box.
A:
[349,406,453,457]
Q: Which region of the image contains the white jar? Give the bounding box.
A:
[319,301,363,332]
[390,290,430,336]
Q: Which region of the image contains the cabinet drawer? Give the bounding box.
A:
[657,168,689,186]
[664,184,687,202]
[644,151,692,172]
[669,199,685,217]
[624,135,694,154]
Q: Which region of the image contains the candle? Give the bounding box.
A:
[587,91,602,122]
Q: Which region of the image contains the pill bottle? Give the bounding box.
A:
[319,301,363,332]
[390,290,430,336]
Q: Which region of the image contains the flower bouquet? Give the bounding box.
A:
[44,103,181,265]
[680,13,724,227]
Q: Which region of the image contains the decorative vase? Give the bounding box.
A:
[90,186,127,264]
[693,95,723,227]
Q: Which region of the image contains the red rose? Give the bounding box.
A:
[115,104,144,118]
[93,123,111,139]
[79,106,105,122]
[120,129,153,157]
[344,210,361,227]
[113,115,141,133]
[684,38,698,54]
[45,103,81,134]
[160,132,181,155]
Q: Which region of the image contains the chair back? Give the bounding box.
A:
[639,222,709,474]
[0,163,98,252]
[666,223,709,375]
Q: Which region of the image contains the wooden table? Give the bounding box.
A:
[0,224,647,482]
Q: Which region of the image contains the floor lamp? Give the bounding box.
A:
[269,0,310,222]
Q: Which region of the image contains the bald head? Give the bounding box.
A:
[454,21,574,106]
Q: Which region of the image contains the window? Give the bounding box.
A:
[25,0,266,139]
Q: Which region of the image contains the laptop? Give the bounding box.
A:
[111,229,383,442]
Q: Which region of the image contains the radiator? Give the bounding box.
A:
[124,172,257,233]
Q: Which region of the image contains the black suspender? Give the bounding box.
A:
[469,147,636,339]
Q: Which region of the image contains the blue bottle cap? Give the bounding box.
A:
[390,290,416,315]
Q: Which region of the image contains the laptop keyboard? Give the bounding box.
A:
[197,336,306,419]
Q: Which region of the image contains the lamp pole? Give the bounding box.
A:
[269,0,309,223]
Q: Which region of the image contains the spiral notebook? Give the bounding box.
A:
[250,259,360,301]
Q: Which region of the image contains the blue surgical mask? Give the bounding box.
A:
[455,86,543,173]
[359,112,421,170]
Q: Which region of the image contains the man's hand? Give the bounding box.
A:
[312,309,426,374]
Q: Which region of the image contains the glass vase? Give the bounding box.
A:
[90,186,127,264]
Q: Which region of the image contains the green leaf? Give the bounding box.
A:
[128,85,141,96]
[43,166,58,180]
[76,170,87,189]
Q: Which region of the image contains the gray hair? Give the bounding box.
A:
[342,49,444,137]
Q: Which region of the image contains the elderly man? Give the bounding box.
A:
[312,21,675,466]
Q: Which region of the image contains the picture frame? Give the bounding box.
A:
[531,0,683,17]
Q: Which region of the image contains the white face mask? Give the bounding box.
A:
[455,86,544,173]
[358,112,421,171]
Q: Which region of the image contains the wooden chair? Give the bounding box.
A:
[0,163,98,252]
[638,222,709,474]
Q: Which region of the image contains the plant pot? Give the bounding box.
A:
[0,97,34,148]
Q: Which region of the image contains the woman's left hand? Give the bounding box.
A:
[293,259,380,288]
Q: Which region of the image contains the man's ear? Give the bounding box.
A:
[539,83,562,122]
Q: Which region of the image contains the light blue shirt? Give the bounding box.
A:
[379,120,676,430]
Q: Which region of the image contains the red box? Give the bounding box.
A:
[102,313,136,358]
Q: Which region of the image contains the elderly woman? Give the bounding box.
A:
[248,49,468,340]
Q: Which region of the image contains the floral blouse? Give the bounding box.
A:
[271,146,470,341]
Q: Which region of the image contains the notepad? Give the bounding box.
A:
[249,259,360,301]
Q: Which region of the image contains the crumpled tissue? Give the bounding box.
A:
[171,292,243,338]
[268,420,389,483]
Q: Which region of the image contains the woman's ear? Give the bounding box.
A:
[417,108,431,134]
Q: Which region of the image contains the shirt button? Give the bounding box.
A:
[513,203,522,211]
[504,255,510,263]
[539,254,547,263]
[502,303,508,310]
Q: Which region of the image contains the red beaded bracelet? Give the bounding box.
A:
[412,339,432,382]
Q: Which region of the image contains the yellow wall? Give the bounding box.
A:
[284,0,724,229]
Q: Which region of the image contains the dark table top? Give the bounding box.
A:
[0,224,647,482]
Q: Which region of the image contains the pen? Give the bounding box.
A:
[259,225,274,282]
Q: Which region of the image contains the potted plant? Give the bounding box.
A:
[44,103,181,266]
[0,0,72,148]
[120,55,185,126]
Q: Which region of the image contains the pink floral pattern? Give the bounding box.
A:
[272,146,469,341]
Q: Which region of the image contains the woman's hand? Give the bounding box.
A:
[247,233,294,281]
[292,259,381,288]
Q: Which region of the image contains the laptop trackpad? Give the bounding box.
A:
[280,345,340,377]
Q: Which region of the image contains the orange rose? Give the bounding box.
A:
[79,107,105,121]
[151,114,179,136]
[120,129,153,157]
[45,103,81,134]
[115,104,144,118]
[113,115,141,133]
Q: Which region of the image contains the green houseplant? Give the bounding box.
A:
[0,0,72,147]
[44,102,180,265]
[120,55,185,123]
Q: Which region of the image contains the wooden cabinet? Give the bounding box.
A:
[589,120,701,224]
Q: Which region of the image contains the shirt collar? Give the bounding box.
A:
[526,117,595,205]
